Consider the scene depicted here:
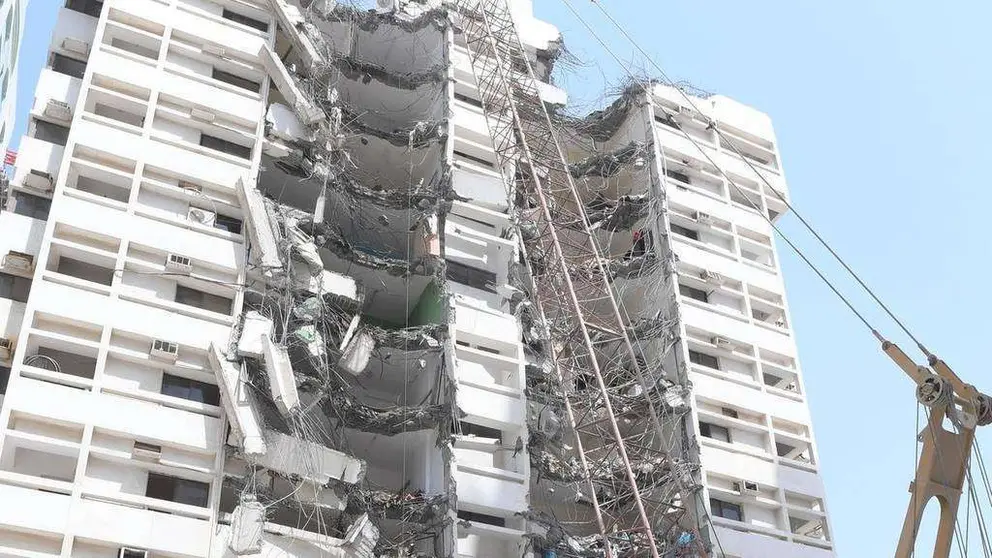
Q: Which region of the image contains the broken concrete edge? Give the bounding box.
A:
[236,177,283,275]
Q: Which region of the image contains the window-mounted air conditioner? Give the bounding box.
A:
[165,253,192,274]
[150,339,179,362]
[711,336,732,350]
[62,38,90,56]
[0,337,13,360]
[2,251,34,272]
[202,43,225,57]
[23,169,54,192]
[44,99,72,123]
[699,269,724,286]
[678,105,693,116]
[187,207,216,227]
[739,480,760,496]
[132,441,162,462]
[177,180,201,193]
[118,548,148,558]
[694,211,715,226]
[190,107,215,123]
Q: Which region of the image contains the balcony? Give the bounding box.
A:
[11,136,65,195]
[0,482,73,536]
[456,519,527,558]
[71,496,211,557]
[453,463,527,516]
[452,302,521,358]
[31,69,83,122]
[51,6,99,61]
[456,381,525,431]
[0,210,46,261]
[6,376,222,453]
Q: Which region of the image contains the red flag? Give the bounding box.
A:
[3,149,15,166]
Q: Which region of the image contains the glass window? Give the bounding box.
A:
[12,192,51,220]
[213,213,242,234]
[211,68,260,93]
[146,472,209,507]
[199,134,251,159]
[0,272,31,303]
[710,498,743,522]
[175,284,232,315]
[679,283,708,303]
[670,223,699,241]
[33,120,70,146]
[221,9,268,32]
[52,53,87,79]
[699,421,731,443]
[688,350,719,370]
[161,373,220,406]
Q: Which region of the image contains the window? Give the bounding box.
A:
[211,68,260,93]
[33,120,70,146]
[688,349,719,370]
[699,421,730,443]
[710,498,743,522]
[221,9,268,32]
[721,407,739,419]
[655,113,679,130]
[174,285,232,315]
[110,38,158,60]
[146,472,209,507]
[0,272,31,303]
[666,168,691,184]
[0,365,9,394]
[13,192,52,220]
[55,257,114,285]
[670,223,699,241]
[446,260,497,293]
[453,149,494,169]
[213,213,242,235]
[66,0,103,17]
[458,510,505,527]
[454,92,483,109]
[161,373,220,406]
[51,53,87,79]
[679,283,708,303]
[459,421,502,441]
[199,134,251,159]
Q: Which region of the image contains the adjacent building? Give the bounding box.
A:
[0,1,834,558]
[0,0,26,154]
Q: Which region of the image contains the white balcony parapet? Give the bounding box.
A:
[236,177,283,275]
[261,333,300,418]
[237,311,273,360]
[209,342,267,456]
[266,0,319,71]
[258,44,323,126]
[257,429,366,487]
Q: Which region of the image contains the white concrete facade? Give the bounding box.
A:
[0,2,833,558]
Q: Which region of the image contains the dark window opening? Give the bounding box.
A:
[33,120,70,146]
[665,168,691,184]
[768,208,780,221]
[55,257,114,285]
[654,113,680,130]
[721,407,740,419]
[453,149,494,169]
[670,223,699,241]
[213,213,243,235]
[688,349,719,370]
[221,9,269,32]
[12,192,51,220]
[679,283,709,303]
[175,284,233,315]
[457,510,505,527]
[35,347,97,379]
[0,272,31,303]
[0,366,10,395]
[446,260,497,293]
[66,0,103,17]
[710,498,743,522]
[211,68,260,93]
[51,53,87,79]
[454,92,483,109]
[146,472,209,507]
[459,421,502,442]
[699,421,730,443]
[200,134,251,159]
[161,373,220,406]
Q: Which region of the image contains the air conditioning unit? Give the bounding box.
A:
[165,254,192,275]
[150,339,179,362]
[375,0,400,13]
[190,108,215,123]
[202,44,226,57]
[118,548,148,558]
[739,480,760,496]
[62,37,90,56]
[0,337,13,361]
[678,105,693,116]
[177,180,201,193]
[44,99,72,123]
[2,251,34,272]
[694,211,715,226]
[711,336,732,350]
[132,441,162,462]
[23,169,54,192]
[187,207,216,227]
[699,269,724,286]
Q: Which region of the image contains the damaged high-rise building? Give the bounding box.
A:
[0,0,835,557]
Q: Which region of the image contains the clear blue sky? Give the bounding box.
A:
[12,1,992,555]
